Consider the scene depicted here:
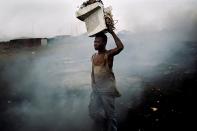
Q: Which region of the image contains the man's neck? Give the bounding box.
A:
[97,49,106,54]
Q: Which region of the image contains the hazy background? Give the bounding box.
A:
[0,0,197,131]
[0,31,196,131]
[0,0,197,40]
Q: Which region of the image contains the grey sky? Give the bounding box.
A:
[0,0,197,40]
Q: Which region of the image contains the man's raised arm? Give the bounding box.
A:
[108,30,124,56]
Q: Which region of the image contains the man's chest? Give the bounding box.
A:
[92,54,114,68]
[93,54,105,65]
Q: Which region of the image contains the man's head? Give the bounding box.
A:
[94,33,107,50]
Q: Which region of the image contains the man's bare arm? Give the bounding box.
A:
[108,30,124,56]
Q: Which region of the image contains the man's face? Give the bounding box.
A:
[94,37,105,50]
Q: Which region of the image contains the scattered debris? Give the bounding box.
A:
[151,107,158,112]
[155,118,159,122]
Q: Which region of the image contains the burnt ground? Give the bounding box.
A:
[118,42,197,131]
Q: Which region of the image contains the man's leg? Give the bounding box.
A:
[100,95,118,131]
[88,92,107,131]
[91,120,107,131]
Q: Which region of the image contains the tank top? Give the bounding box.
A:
[91,52,121,97]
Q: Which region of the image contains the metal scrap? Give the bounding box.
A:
[80,0,103,8]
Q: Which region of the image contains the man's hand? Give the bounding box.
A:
[107,25,114,34]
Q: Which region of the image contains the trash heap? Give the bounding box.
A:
[76,0,115,37]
